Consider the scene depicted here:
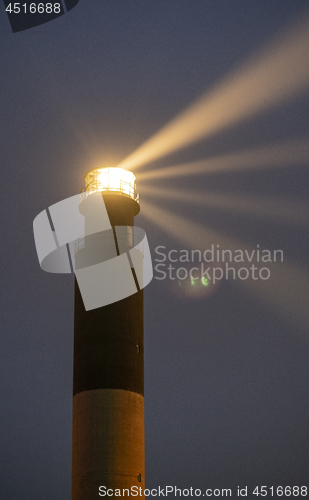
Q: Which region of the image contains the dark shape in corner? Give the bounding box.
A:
[3,0,80,33]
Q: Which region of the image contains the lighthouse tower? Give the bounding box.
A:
[72,167,145,499]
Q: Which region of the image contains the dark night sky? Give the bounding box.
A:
[0,1,309,499]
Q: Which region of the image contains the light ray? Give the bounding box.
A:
[141,185,309,227]
[137,138,309,181]
[142,200,309,332]
[118,13,309,171]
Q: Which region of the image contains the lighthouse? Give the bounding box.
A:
[72,167,145,499]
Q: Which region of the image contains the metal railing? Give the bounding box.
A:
[80,180,139,203]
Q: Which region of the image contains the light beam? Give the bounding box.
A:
[141,185,309,227]
[118,13,309,171]
[137,139,309,181]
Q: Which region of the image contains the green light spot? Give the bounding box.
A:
[201,277,208,286]
[191,277,196,285]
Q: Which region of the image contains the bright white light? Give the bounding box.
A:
[84,167,138,201]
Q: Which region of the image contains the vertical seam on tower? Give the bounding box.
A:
[112,226,120,256]
[126,251,141,292]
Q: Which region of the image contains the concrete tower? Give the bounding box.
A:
[72,167,144,499]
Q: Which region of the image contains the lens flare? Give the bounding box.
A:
[118,14,309,171]
[171,272,220,300]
